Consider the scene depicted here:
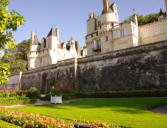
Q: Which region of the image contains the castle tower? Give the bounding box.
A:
[87,13,97,35]
[46,27,60,49]
[100,0,119,30]
[68,37,78,58]
[103,0,110,13]
[133,9,138,26]
[28,32,39,70]
[86,0,119,35]
[69,37,76,49]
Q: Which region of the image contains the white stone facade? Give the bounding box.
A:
[28,28,85,70]
[86,0,167,56]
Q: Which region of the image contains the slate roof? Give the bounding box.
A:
[34,35,39,45]
[160,8,166,16]
[47,28,57,37]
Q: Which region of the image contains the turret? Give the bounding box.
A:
[68,37,78,58]
[103,0,110,13]
[99,0,119,30]
[30,32,39,52]
[46,27,60,49]
[47,27,59,39]
[55,28,59,40]
[69,37,76,49]
[28,32,39,70]
[87,13,97,34]
[133,9,138,26]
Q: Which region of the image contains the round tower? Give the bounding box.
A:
[99,0,119,30]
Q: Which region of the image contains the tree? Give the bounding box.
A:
[121,13,159,26]
[0,0,25,85]
[3,40,30,73]
[17,40,30,60]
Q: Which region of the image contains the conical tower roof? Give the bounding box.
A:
[47,27,57,37]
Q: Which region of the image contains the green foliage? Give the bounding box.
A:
[0,89,38,105]
[40,89,167,101]
[16,40,30,60]
[29,87,38,92]
[3,40,30,73]
[0,97,36,106]
[26,87,39,99]
[0,62,10,85]
[50,86,56,96]
[122,13,159,26]
[0,0,25,85]
[50,86,63,96]
[10,59,27,73]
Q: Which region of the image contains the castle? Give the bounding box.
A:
[3,0,167,92]
[86,0,167,56]
[28,0,167,69]
[28,28,86,70]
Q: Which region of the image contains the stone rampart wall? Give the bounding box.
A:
[77,41,167,90]
[0,73,22,90]
[4,41,167,92]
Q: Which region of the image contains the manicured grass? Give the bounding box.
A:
[0,120,20,128]
[12,98,167,128]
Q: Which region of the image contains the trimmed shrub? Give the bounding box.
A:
[40,89,167,101]
[0,89,39,106]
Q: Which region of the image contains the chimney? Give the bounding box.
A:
[30,32,35,45]
[103,0,109,13]
[133,9,138,26]
[55,28,59,40]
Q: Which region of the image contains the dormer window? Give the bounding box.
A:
[43,38,46,48]
[44,41,46,48]
[98,21,101,27]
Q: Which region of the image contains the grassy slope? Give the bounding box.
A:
[0,120,20,128]
[12,98,167,128]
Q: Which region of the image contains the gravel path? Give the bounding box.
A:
[2,99,83,108]
[151,105,167,115]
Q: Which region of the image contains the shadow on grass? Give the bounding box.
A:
[30,98,167,114]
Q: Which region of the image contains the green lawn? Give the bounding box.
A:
[12,98,167,128]
[0,120,20,128]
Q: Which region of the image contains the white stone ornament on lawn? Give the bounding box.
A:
[51,96,62,104]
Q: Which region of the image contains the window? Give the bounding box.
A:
[97,40,101,49]
[120,29,125,37]
[106,36,109,41]
[94,40,97,49]
[93,40,101,50]
[98,21,101,26]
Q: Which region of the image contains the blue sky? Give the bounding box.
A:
[9,0,165,46]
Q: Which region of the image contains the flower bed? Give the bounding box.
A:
[0,88,39,106]
[0,107,120,128]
